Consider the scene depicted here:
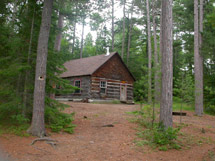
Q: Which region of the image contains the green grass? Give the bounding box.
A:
[172,102,194,111]
[91,100,121,104]
[135,98,194,112]
[0,124,30,137]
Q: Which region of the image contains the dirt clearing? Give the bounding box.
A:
[0,102,215,161]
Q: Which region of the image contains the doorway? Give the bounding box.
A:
[120,84,127,102]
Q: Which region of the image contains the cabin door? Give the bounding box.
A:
[120,84,127,102]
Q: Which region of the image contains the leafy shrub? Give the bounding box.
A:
[0,114,30,137]
[129,105,181,151]
[205,105,215,115]
[204,86,215,115]
[11,114,30,125]
[45,97,76,134]
[153,126,180,146]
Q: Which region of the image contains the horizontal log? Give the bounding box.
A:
[91,77,133,86]
[172,112,186,116]
[91,90,99,93]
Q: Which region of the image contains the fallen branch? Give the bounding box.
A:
[102,124,114,127]
[31,137,58,145]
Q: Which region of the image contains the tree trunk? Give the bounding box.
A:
[146,0,152,104]
[127,1,134,66]
[54,12,64,52]
[121,0,126,59]
[27,0,53,137]
[111,0,115,51]
[159,0,173,129]
[23,6,35,115]
[80,16,85,59]
[72,4,77,55]
[153,0,160,103]
[50,6,64,100]
[72,21,76,54]
[159,1,162,65]
[194,0,204,116]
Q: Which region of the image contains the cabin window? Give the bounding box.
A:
[100,81,107,94]
[74,80,81,93]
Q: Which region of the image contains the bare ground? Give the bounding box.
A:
[0,102,215,161]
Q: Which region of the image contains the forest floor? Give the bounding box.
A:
[0,102,215,161]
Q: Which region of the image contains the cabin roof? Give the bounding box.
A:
[60,52,135,81]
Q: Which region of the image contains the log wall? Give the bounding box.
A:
[92,54,135,84]
[57,76,91,99]
[91,77,134,101]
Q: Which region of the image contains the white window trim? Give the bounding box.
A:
[100,81,107,88]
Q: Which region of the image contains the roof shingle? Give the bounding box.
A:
[60,52,116,78]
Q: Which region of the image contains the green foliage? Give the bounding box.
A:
[129,105,181,151]
[204,86,215,115]
[153,126,180,146]
[136,124,181,151]
[174,72,194,104]
[134,74,148,102]
[204,78,215,115]
[173,97,194,111]
[0,114,30,137]
[0,0,77,136]
[45,98,76,134]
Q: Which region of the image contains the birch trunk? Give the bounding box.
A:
[27,0,53,137]
[121,0,126,59]
[194,0,204,116]
[146,0,152,104]
[159,0,173,129]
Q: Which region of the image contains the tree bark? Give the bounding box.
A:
[127,1,134,66]
[72,4,77,55]
[159,0,173,129]
[54,12,64,52]
[146,0,152,104]
[28,0,53,137]
[23,6,35,115]
[111,0,115,51]
[50,4,64,100]
[121,0,126,59]
[194,0,204,116]
[80,16,85,58]
[153,0,160,103]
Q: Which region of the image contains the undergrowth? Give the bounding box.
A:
[0,98,76,136]
[0,114,30,137]
[128,105,181,151]
[45,97,76,134]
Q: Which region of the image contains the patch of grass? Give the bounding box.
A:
[46,111,76,134]
[128,105,182,151]
[136,125,181,151]
[172,102,194,111]
[0,114,31,137]
[203,150,215,161]
[0,124,30,137]
[92,114,99,118]
[91,100,121,104]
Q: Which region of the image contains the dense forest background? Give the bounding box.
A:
[0,0,215,133]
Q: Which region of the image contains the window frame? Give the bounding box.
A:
[100,80,107,94]
[74,79,81,94]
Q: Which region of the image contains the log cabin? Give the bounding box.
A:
[57,52,135,103]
